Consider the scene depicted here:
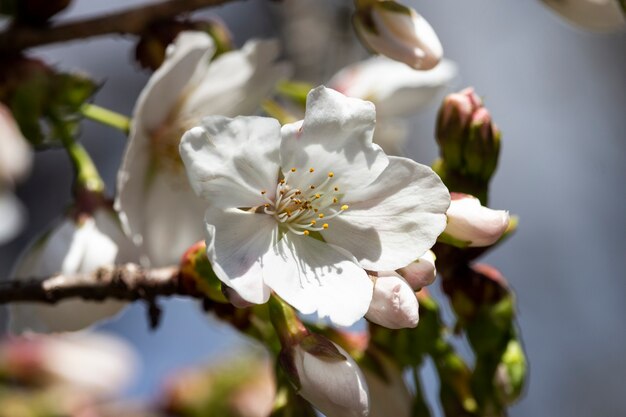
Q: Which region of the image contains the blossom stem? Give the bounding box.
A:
[81,104,131,135]
[268,294,308,347]
[56,120,105,194]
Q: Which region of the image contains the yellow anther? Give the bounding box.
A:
[328,172,334,178]
[333,197,338,203]
[318,213,325,218]
[303,230,310,236]
[310,185,316,189]
[286,210,292,217]
[341,205,349,211]
[310,220,317,225]
[314,208,319,212]
[309,168,315,173]
[323,223,329,229]
[334,187,339,192]
[314,193,321,199]
[261,190,266,195]
[279,179,285,184]
[264,204,270,208]
[291,167,297,172]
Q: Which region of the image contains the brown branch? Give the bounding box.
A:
[0,0,244,52]
[0,263,199,304]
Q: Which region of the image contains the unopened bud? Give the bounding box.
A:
[442,193,509,247]
[179,241,228,303]
[397,250,436,290]
[281,334,370,417]
[435,87,482,172]
[465,107,501,182]
[365,271,419,329]
[353,1,443,70]
[135,20,233,70]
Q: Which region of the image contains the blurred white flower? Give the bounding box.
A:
[180,86,449,326]
[541,0,626,31]
[353,1,443,70]
[366,271,419,329]
[116,31,290,266]
[291,340,369,417]
[329,56,457,154]
[362,350,412,417]
[444,193,510,247]
[9,206,139,333]
[0,332,137,396]
[0,103,32,244]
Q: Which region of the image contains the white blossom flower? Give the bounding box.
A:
[0,103,32,244]
[444,193,510,247]
[365,271,419,329]
[329,56,457,154]
[0,332,137,396]
[180,86,449,326]
[541,0,625,31]
[116,31,290,266]
[292,341,369,417]
[353,1,443,70]
[9,207,139,333]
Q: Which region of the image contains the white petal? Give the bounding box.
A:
[9,209,138,334]
[180,116,282,208]
[365,271,419,329]
[329,56,457,118]
[263,234,373,327]
[204,207,275,304]
[116,32,214,249]
[295,343,370,417]
[135,31,215,132]
[542,0,626,31]
[0,190,26,244]
[323,156,449,271]
[372,117,408,156]
[280,86,388,191]
[139,170,206,266]
[180,39,292,119]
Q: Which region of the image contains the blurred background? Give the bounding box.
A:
[1,0,625,416]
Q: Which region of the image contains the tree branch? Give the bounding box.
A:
[0,0,244,52]
[0,263,198,304]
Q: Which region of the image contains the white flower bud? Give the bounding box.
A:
[354,1,443,70]
[397,250,437,290]
[290,339,370,417]
[541,0,625,32]
[444,193,510,247]
[365,271,419,329]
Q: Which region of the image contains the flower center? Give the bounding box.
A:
[260,168,348,236]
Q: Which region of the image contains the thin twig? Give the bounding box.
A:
[0,0,244,52]
[0,264,196,304]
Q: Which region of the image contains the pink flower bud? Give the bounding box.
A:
[397,250,436,290]
[444,193,509,247]
[354,1,443,70]
[365,271,419,329]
